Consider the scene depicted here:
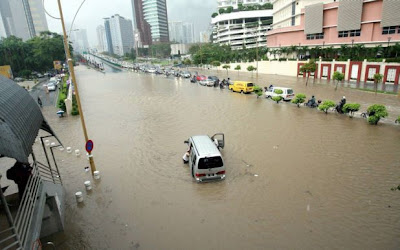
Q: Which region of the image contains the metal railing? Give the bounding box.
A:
[0,135,63,249]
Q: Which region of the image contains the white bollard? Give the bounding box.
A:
[66,147,72,153]
[93,171,101,180]
[75,149,80,156]
[50,142,56,147]
[45,140,50,146]
[84,181,92,191]
[75,191,83,203]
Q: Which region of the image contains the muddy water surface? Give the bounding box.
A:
[43,66,400,249]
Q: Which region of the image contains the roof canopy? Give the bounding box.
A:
[0,76,57,163]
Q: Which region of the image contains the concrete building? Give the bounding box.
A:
[271,0,334,30]
[108,14,135,56]
[267,0,400,49]
[131,0,152,47]
[169,21,194,44]
[0,0,48,41]
[70,29,90,54]
[171,44,190,55]
[104,18,114,54]
[211,8,273,50]
[142,0,169,43]
[96,25,108,52]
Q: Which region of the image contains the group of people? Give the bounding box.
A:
[304,95,346,110]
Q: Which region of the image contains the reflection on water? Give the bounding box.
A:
[44,66,400,249]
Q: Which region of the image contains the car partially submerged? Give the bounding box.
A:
[184,133,225,182]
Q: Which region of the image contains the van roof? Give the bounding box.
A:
[191,135,221,157]
[273,87,292,90]
[234,81,253,84]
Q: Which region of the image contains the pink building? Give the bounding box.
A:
[267,0,400,49]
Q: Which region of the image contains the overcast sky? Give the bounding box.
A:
[44,0,217,46]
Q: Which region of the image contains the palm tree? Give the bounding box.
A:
[280,47,288,58]
[300,46,309,59]
[339,44,349,58]
[372,45,383,58]
[289,45,298,59]
[324,46,334,59]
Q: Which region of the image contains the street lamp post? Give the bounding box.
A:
[57,0,97,174]
[351,39,354,60]
[387,37,392,58]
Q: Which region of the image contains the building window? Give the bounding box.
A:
[338,31,348,37]
[382,26,397,35]
[349,29,361,37]
[306,33,324,40]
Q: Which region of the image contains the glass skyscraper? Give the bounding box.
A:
[142,0,169,43]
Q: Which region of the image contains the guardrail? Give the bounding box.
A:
[0,136,63,249]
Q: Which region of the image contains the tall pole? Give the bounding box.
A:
[57,0,96,174]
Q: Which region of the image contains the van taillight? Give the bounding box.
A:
[217,171,225,175]
[195,173,206,177]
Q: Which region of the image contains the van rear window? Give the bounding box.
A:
[247,83,254,87]
[287,89,293,94]
[198,157,223,169]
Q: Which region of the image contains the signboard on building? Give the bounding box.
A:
[0,65,13,79]
[53,61,62,70]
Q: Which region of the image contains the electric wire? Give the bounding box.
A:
[42,0,60,20]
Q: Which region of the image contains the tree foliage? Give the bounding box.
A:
[318,100,335,114]
[272,96,283,103]
[300,60,316,86]
[373,73,383,94]
[367,104,388,125]
[342,103,360,117]
[0,32,69,77]
[291,93,306,107]
[333,71,345,90]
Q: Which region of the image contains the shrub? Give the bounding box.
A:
[271,96,283,103]
[291,93,306,107]
[278,58,287,61]
[211,12,218,18]
[254,85,263,98]
[367,104,388,125]
[318,100,335,114]
[342,103,360,117]
[396,116,400,124]
[274,89,283,94]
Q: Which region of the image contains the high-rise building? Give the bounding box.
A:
[131,0,152,47]
[271,0,334,29]
[96,25,108,52]
[142,0,169,43]
[70,29,90,54]
[104,18,114,54]
[211,0,273,50]
[106,14,134,56]
[0,0,48,41]
[169,21,194,44]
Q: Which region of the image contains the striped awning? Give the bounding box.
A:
[0,76,57,163]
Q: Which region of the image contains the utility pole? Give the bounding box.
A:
[57,0,97,174]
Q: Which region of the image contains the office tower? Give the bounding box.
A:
[104,18,114,54]
[96,25,108,52]
[107,14,135,56]
[169,21,194,44]
[0,0,49,41]
[70,29,89,54]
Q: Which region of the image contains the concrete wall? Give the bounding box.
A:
[216,58,400,84]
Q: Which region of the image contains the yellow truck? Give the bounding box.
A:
[0,65,13,79]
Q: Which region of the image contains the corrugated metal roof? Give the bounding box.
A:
[0,76,57,163]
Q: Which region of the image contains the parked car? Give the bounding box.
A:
[229,81,254,93]
[196,75,206,81]
[14,77,24,82]
[200,78,215,87]
[265,87,295,101]
[181,71,191,78]
[47,82,56,91]
[208,76,219,86]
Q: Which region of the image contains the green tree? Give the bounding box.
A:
[247,65,256,77]
[342,103,360,117]
[226,6,233,13]
[183,58,191,67]
[211,60,221,71]
[219,8,225,14]
[211,12,218,18]
[373,73,383,94]
[291,93,306,107]
[333,71,345,91]
[272,89,283,103]
[367,104,388,125]
[318,100,335,114]
[222,64,230,76]
[300,60,317,86]
[235,65,241,75]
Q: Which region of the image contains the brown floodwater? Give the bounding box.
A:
[41,65,400,249]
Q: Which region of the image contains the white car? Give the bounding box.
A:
[265,87,295,101]
[47,82,57,91]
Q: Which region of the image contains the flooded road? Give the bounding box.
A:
[44,66,400,249]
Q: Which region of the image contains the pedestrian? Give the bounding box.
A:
[6,161,33,200]
[37,96,42,108]
[182,150,190,164]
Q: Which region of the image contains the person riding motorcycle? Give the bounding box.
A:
[336,96,346,113]
[306,95,317,107]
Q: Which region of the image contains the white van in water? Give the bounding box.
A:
[184,133,225,182]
